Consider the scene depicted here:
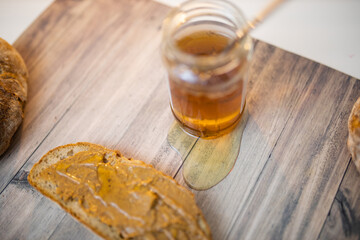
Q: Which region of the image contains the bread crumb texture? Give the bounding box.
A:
[0,37,28,156]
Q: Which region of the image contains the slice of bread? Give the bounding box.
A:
[28,142,211,240]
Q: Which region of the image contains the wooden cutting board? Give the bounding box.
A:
[0,0,359,239]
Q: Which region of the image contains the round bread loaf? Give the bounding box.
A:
[348,96,360,173]
[0,38,28,156]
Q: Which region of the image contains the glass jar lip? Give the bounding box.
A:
[162,0,249,67]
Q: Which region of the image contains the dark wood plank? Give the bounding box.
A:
[0,171,66,239]
[318,160,360,240]
[48,215,101,240]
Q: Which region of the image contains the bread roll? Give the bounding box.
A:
[348,97,360,173]
[0,37,28,155]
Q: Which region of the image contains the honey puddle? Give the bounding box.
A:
[167,108,248,190]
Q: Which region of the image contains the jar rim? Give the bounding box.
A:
[162,0,250,67]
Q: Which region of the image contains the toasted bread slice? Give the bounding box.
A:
[28,142,211,240]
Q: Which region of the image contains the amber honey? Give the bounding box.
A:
[161,0,252,138]
[167,31,249,137]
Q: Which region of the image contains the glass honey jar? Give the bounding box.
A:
[161,0,253,138]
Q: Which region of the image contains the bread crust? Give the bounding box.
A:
[28,142,211,240]
[348,97,360,173]
[28,143,116,240]
[0,38,28,156]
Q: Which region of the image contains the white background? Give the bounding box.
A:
[1,0,359,79]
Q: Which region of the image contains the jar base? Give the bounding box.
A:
[171,102,246,139]
[167,106,249,190]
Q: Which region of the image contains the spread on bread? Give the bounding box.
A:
[28,143,211,240]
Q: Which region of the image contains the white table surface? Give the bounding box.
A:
[0,0,359,79]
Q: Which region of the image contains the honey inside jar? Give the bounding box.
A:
[167,30,249,138]
[161,0,252,138]
[176,31,230,56]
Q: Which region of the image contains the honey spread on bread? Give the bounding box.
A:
[32,143,211,239]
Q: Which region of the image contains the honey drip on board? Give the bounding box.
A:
[168,31,248,138]
[168,107,248,190]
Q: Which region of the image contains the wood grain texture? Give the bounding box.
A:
[182,109,249,190]
[0,0,359,239]
[0,0,172,193]
[175,42,360,239]
[318,160,360,240]
[167,109,248,190]
[225,65,358,240]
